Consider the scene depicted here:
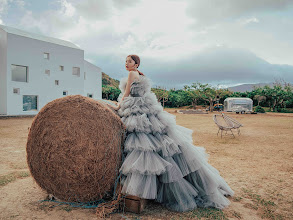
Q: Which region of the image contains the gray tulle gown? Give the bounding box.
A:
[117,74,234,212]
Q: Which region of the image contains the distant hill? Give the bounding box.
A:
[102,72,120,88]
[227,83,274,92]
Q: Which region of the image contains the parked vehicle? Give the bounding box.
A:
[213,104,223,111]
[205,104,223,112]
[224,98,253,114]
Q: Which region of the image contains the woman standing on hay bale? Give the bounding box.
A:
[106,54,234,212]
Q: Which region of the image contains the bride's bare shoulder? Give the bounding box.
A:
[128,70,139,78]
[128,70,139,74]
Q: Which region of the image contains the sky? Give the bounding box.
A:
[0,0,293,89]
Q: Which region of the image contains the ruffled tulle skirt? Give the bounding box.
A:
[117,92,234,212]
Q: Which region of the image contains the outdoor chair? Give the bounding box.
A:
[213,113,243,138]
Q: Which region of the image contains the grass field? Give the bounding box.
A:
[0,110,292,219]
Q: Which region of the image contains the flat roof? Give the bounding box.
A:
[0,24,81,50]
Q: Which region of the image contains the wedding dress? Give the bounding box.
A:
[116,74,234,212]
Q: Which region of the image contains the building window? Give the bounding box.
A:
[23,95,38,111]
[63,91,68,95]
[87,93,93,98]
[13,88,20,94]
[84,72,86,80]
[60,66,64,71]
[45,70,50,75]
[55,80,59,85]
[44,53,49,59]
[11,64,28,82]
[72,67,80,77]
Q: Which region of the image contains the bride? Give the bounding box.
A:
[107,54,234,212]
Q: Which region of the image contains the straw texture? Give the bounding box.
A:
[26,95,126,202]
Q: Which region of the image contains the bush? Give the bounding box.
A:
[255,105,265,113]
[277,108,293,113]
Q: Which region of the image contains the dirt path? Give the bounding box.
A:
[0,112,292,219]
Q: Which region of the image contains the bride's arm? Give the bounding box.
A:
[113,71,136,110]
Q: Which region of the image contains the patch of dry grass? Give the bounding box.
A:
[0,111,292,219]
[0,171,30,186]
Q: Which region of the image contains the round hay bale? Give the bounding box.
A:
[26,95,126,202]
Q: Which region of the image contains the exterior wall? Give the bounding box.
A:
[0,29,7,114]
[6,33,85,115]
[84,60,102,100]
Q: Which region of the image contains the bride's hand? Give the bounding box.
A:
[106,103,120,111]
[113,103,120,111]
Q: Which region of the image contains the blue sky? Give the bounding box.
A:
[1,0,293,89]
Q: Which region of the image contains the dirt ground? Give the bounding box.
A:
[0,110,292,220]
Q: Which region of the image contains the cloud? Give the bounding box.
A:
[0,0,8,24]
[186,0,293,26]
[71,0,142,20]
[13,0,293,67]
[0,0,9,13]
[58,0,142,21]
[61,0,75,17]
[238,17,259,25]
[0,0,26,15]
[19,8,74,36]
[140,46,293,88]
[14,0,25,9]
[16,0,198,60]
[2,0,293,88]
[73,0,111,20]
[112,0,141,9]
[0,0,27,25]
[195,22,293,66]
[86,46,293,90]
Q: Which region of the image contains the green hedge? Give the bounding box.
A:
[255,106,265,113]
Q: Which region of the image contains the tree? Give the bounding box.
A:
[183,83,202,109]
[283,82,293,108]
[108,87,121,100]
[102,86,112,99]
[102,85,121,100]
[152,86,169,107]
[167,90,191,107]
[197,83,232,112]
[261,79,291,111]
[253,95,266,106]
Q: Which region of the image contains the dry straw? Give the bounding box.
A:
[26,95,126,202]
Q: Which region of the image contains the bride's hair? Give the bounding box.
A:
[127,54,144,76]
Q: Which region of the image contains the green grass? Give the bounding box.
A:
[8,214,20,219]
[187,207,228,220]
[241,188,284,220]
[232,196,243,202]
[231,210,242,219]
[241,188,276,207]
[59,205,73,212]
[0,171,30,187]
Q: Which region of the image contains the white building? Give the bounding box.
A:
[0,25,102,116]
